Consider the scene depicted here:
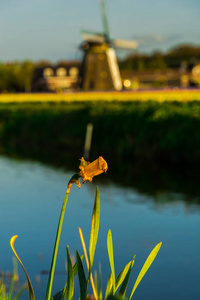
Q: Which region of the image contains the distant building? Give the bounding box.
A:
[187,62,200,87]
[32,63,80,92]
[31,60,200,92]
[120,63,200,90]
[121,69,182,90]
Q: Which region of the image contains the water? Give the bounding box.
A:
[0,155,199,300]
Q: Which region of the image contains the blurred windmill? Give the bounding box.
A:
[79,0,138,91]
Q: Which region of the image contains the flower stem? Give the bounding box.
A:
[45,190,69,300]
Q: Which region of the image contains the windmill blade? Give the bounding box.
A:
[112,39,138,49]
[99,0,110,39]
[81,30,106,43]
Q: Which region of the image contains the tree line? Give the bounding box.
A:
[119,44,200,71]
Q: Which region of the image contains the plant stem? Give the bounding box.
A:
[45,191,69,300]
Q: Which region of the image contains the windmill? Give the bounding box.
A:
[79,0,138,91]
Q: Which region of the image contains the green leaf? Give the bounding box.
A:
[51,289,63,300]
[66,246,74,300]
[89,186,100,274]
[107,230,115,293]
[118,257,135,297]
[107,295,127,300]
[78,227,97,299]
[73,255,83,276]
[61,255,83,300]
[115,260,134,292]
[104,273,113,300]
[8,257,18,300]
[128,242,162,300]
[76,250,87,300]
[10,235,35,300]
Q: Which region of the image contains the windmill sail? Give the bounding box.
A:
[107,48,122,90]
[112,39,138,49]
[99,0,110,39]
[81,31,105,43]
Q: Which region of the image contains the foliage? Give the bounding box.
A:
[0,61,34,93]
[119,44,200,70]
[1,97,200,171]
[0,257,27,300]
[10,169,162,300]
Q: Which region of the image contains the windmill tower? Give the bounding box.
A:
[79,0,138,91]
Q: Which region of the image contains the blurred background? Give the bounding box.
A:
[0,1,200,300]
[0,0,200,91]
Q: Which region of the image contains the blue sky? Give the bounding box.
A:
[0,0,199,62]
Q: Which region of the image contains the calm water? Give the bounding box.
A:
[0,155,200,300]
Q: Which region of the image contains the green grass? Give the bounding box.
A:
[1,100,200,168]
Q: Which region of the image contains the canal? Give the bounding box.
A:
[0,155,199,300]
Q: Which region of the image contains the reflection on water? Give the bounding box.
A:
[0,155,200,300]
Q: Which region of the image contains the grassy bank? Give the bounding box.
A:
[1,98,200,172]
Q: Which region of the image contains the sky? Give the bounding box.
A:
[0,0,200,63]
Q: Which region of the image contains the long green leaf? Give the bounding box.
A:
[76,250,87,299]
[107,230,115,293]
[89,186,100,273]
[78,227,97,299]
[10,236,35,300]
[51,289,63,300]
[104,273,113,300]
[73,255,83,276]
[115,260,133,292]
[61,255,83,300]
[66,246,74,300]
[128,242,162,300]
[107,295,127,300]
[8,257,18,300]
[118,257,135,297]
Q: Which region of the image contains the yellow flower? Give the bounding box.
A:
[79,156,108,183]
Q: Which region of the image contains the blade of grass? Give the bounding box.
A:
[107,295,127,300]
[8,257,18,300]
[128,242,162,300]
[115,259,134,292]
[76,250,87,300]
[66,246,74,300]
[107,230,115,293]
[0,280,6,300]
[73,255,83,276]
[78,227,97,300]
[51,289,63,300]
[10,235,35,300]
[89,186,100,274]
[118,257,135,297]
[61,255,83,300]
[104,273,113,300]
